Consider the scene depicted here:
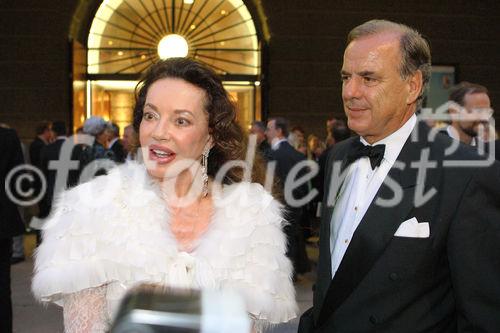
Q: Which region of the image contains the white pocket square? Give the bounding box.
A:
[394,217,430,238]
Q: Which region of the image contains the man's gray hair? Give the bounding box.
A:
[347,19,432,107]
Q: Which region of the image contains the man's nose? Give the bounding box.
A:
[343,77,362,99]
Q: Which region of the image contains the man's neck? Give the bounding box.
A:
[38,135,48,144]
[451,124,473,145]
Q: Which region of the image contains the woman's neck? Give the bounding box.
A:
[158,168,208,207]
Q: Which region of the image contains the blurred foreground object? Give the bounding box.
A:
[110,286,250,333]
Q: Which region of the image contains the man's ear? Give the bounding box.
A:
[406,70,423,105]
[448,101,461,122]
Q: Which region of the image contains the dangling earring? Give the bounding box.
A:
[201,145,210,197]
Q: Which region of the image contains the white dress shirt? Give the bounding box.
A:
[271,138,288,150]
[108,137,119,149]
[330,114,417,277]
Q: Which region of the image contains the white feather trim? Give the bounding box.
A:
[32,161,297,323]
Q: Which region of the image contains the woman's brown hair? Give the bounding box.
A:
[133,58,267,186]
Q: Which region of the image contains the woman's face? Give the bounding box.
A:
[139,78,211,181]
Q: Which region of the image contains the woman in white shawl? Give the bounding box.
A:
[32,58,297,332]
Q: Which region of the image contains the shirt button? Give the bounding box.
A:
[354,206,358,211]
[344,239,349,244]
[369,315,379,325]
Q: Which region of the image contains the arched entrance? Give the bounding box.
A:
[70,0,267,135]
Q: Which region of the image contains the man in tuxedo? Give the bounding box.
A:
[299,19,500,332]
[266,117,310,276]
[0,127,26,332]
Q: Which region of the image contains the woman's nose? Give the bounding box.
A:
[151,119,171,141]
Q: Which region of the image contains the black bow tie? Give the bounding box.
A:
[345,140,386,170]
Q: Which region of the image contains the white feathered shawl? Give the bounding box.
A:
[32,161,297,325]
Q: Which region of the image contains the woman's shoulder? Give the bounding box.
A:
[32,161,176,303]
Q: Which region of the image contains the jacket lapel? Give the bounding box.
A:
[317,123,430,327]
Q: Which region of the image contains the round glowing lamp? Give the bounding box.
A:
[157,34,189,59]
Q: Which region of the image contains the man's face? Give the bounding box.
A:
[250,124,265,144]
[122,127,134,152]
[266,120,278,144]
[341,32,419,143]
[455,92,492,137]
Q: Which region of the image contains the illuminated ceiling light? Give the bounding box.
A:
[254,81,261,86]
[190,24,196,30]
[220,10,227,15]
[184,0,194,4]
[220,41,225,46]
[141,54,147,60]
[158,34,189,59]
[108,40,113,46]
[117,51,124,56]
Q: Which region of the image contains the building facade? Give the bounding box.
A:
[1,0,498,141]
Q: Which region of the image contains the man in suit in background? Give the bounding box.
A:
[108,122,126,164]
[29,121,53,167]
[0,127,26,332]
[250,120,271,160]
[39,121,72,219]
[299,19,500,332]
[446,81,493,148]
[266,117,310,277]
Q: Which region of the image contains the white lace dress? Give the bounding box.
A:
[32,162,297,332]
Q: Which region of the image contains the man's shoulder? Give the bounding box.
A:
[0,127,17,142]
[327,137,357,159]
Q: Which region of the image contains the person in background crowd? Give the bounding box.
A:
[108,123,126,163]
[267,117,311,278]
[289,126,307,155]
[38,121,76,220]
[29,121,53,168]
[0,126,26,333]
[316,119,351,203]
[307,135,326,162]
[0,124,26,265]
[29,121,53,245]
[122,124,140,161]
[446,81,493,146]
[299,19,500,333]
[78,116,115,179]
[304,135,326,241]
[250,120,271,160]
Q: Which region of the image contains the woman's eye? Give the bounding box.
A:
[175,118,191,126]
[142,111,157,121]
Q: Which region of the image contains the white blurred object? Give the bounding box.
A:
[110,287,250,333]
[29,216,45,230]
[201,289,250,333]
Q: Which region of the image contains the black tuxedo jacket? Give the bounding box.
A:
[110,139,126,163]
[0,128,26,238]
[299,122,500,332]
[268,140,308,200]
